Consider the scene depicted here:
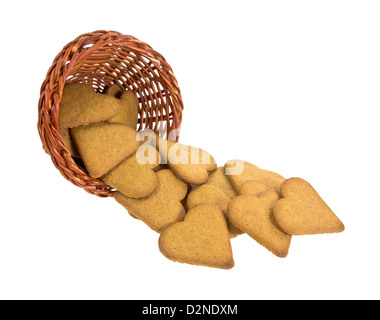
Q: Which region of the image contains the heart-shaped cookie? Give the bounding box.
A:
[159,203,234,269]
[239,180,274,197]
[59,83,121,128]
[102,144,160,198]
[106,85,139,129]
[225,160,285,192]
[71,122,140,178]
[273,178,345,235]
[155,136,217,185]
[206,167,238,198]
[114,169,188,232]
[228,191,291,257]
[187,184,243,238]
[106,84,124,98]
[59,127,80,158]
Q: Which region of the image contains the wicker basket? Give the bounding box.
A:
[38,30,184,197]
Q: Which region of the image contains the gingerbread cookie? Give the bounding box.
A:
[206,167,238,198]
[239,180,273,197]
[159,203,234,269]
[59,83,121,128]
[106,84,123,98]
[59,127,80,158]
[102,144,160,198]
[273,178,345,235]
[71,122,140,178]
[156,136,217,185]
[225,160,285,192]
[228,191,291,257]
[107,86,139,129]
[113,169,188,232]
[187,184,243,238]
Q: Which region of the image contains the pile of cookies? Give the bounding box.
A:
[58,83,345,270]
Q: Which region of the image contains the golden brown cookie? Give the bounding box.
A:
[59,83,121,128]
[102,144,160,198]
[156,136,217,185]
[106,84,123,98]
[273,178,345,235]
[206,167,238,198]
[59,127,80,158]
[228,191,292,258]
[239,180,273,197]
[71,122,140,178]
[107,88,139,129]
[187,184,243,238]
[225,160,285,192]
[159,203,234,269]
[113,169,188,232]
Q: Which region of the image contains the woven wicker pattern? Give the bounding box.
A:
[38,30,183,197]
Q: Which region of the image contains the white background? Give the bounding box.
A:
[0,0,379,300]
